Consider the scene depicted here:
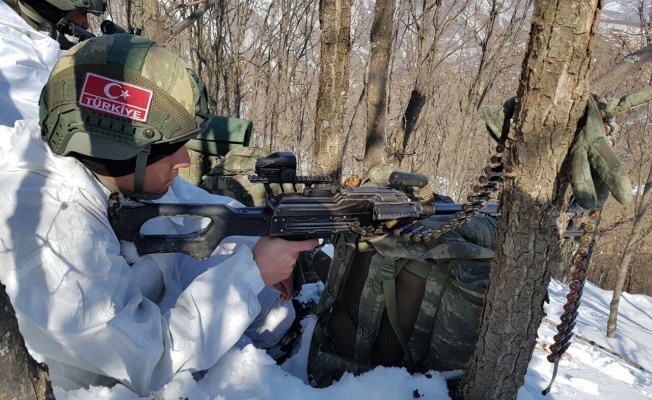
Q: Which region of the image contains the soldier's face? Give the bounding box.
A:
[141,146,191,193]
[107,146,191,194]
[68,10,90,30]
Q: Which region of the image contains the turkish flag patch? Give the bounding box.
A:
[79,73,153,123]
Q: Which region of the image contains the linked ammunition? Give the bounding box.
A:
[473,185,500,193]
[478,175,503,185]
[550,332,574,353]
[556,320,576,333]
[580,234,593,244]
[569,280,584,292]
[484,165,503,174]
[403,225,424,240]
[572,269,586,281]
[467,193,491,202]
[566,291,580,302]
[385,219,399,229]
[413,229,433,242]
[462,202,484,212]
[563,299,580,312]
[393,220,417,236]
[560,310,578,324]
[553,331,573,343]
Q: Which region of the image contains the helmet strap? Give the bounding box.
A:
[93,174,166,201]
[133,147,150,194]
[91,146,168,201]
[17,1,54,34]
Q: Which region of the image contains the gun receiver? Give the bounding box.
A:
[109,186,431,260]
[109,152,498,260]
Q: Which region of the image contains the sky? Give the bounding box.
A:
[53,278,652,400]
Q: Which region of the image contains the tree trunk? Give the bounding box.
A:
[607,230,638,337]
[0,281,54,400]
[389,0,443,167]
[312,0,352,178]
[608,163,652,336]
[142,0,165,43]
[362,0,395,170]
[459,1,602,398]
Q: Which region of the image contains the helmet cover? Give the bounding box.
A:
[40,34,207,166]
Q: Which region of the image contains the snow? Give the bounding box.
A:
[54,279,652,400]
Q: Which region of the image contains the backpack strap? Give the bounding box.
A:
[308,233,359,381]
[315,234,359,314]
[406,261,451,367]
[354,256,414,369]
[381,259,415,370]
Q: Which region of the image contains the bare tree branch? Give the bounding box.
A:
[161,0,217,46]
[593,43,652,95]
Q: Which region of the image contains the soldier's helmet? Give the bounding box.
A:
[18,0,106,23]
[40,34,210,196]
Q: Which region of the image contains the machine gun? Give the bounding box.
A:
[109,152,498,260]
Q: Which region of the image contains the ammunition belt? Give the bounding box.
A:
[387,144,603,396]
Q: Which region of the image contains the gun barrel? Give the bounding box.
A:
[101,20,127,34]
[389,171,429,188]
[58,20,96,40]
[432,203,500,215]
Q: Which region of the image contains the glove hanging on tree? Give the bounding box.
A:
[482,96,633,210]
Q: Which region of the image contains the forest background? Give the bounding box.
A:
[92,0,652,296]
[3,1,652,398]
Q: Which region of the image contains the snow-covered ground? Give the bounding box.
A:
[55,279,652,400]
[603,0,649,24]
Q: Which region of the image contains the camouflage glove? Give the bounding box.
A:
[482,97,515,146]
[482,96,633,210]
[568,96,632,209]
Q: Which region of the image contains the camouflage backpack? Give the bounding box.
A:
[202,147,271,207]
[307,213,497,387]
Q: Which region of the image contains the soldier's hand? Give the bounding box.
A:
[274,275,294,302]
[252,237,318,287]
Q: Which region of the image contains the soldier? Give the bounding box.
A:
[0,34,317,395]
[0,0,106,126]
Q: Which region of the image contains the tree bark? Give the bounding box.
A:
[0,281,54,400]
[362,0,395,170]
[459,1,602,398]
[142,0,165,43]
[313,0,352,178]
